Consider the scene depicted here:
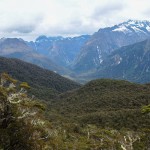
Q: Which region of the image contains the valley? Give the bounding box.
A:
[0,19,150,149]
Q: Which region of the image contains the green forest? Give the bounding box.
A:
[0,73,149,150]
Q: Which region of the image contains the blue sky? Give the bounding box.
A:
[0,0,150,40]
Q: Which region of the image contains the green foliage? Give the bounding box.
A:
[0,74,149,149]
[20,82,30,89]
[1,72,17,84]
[0,74,53,149]
[142,104,150,114]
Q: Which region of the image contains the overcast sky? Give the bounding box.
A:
[0,0,150,41]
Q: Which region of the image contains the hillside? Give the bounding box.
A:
[1,74,149,149]
[49,79,150,129]
[81,39,150,83]
[0,57,80,100]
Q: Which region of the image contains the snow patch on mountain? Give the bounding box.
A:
[112,54,123,65]
[97,46,103,64]
[112,20,150,34]
[146,26,150,32]
[131,26,145,33]
[112,26,130,34]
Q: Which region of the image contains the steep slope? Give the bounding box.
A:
[49,79,150,129]
[28,35,90,67]
[0,38,68,75]
[0,57,80,100]
[84,39,150,83]
[73,20,150,73]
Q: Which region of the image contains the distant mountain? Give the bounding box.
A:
[72,20,150,73]
[28,35,64,56]
[0,38,33,55]
[0,56,80,100]
[49,79,150,129]
[48,35,90,67]
[0,38,69,75]
[82,39,150,83]
[28,35,90,67]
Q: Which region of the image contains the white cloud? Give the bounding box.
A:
[0,0,150,40]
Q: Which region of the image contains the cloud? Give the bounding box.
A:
[0,0,150,40]
[91,1,125,20]
[2,16,43,34]
[6,25,37,34]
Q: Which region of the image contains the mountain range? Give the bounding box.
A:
[1,20,150,84]
[72,20,150,73]
[28,35,90,67]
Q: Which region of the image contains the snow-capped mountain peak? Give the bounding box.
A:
[112,20,150,34]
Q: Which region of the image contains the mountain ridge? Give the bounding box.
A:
[72,20,150,73]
